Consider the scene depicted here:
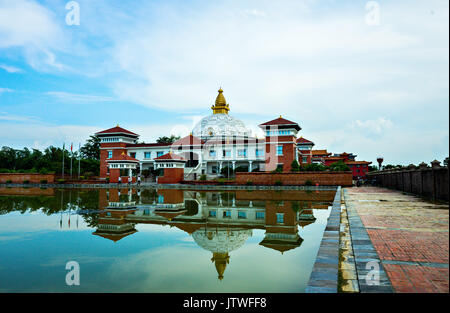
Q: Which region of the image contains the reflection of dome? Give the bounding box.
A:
[192,228,252,253]
[192,228,252,281]
[192,88,251,139]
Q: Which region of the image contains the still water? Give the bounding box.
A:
[0,187,335,292]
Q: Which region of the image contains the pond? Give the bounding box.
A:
[0,187,336,292]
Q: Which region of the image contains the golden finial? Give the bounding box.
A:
[212,87,230,114]
[121,151,125,155]
[279,115,282,118]
[117,123,119,127]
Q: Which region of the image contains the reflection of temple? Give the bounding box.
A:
[94,188,334,279]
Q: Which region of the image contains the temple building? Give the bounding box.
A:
[96,88,371,182]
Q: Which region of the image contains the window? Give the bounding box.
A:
[158,194,164,203]
[157,151,164,157]
[209,150,216,157]
[256,212,265,220]
[209,210,217,217]
[238,149,247,157]
[144,152,151,159]
[223,150,231,157]
[223,211,231,218]
[276,145,283,156]
[129,152,136,158]
[256,149,263,157]
[302,156,308,163]
[276,213,284,224]
[107,151,113,159]
[238,211,247,219]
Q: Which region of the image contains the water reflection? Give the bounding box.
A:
[0,187,335,283]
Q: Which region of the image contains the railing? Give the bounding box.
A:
[184,162,202,180]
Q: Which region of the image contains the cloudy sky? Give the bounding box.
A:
[0,0,448,165]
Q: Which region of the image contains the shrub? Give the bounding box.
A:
[246,180,253,186]
[305,179,314,186]
[290,160,300,172]
[199,174,207,181]
[39,168,49,175]
[217,178,226,185]
[84,172,94,178]
[105,177,110,183]
[23,180,30,184]
[57,179,66,184]
[79,176,85,180]
[328,160,350,172]
[274,180,283,186]
[301,163,326,171]
[234,166,249,173]
[0,169,11,173]
[40,179,48,184]
[5,179,12,184]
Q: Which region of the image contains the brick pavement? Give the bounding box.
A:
[344,187,449,293]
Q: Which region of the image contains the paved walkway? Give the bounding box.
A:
[344,187,449,293]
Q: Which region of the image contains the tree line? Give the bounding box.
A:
[0,135,101,177]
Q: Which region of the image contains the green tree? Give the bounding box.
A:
[156,135,181,144]
[80,135,100,160]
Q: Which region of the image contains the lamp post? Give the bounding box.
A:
[376,156,384,170]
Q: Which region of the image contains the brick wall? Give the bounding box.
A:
[235,171,352,186]
[157,168,184,184]
[99,143,127,177]
[0,173,55,184]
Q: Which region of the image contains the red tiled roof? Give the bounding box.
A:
[296,137,314,144]
[260,116,299,127]
[154,152,186,161]
[172,134,204,146]
[107,153,139,162]
[311,150,331,156]
[126,143,169,148]
[345,160,372,165]
[96,126,139,137]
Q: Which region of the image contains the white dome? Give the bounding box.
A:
[192,228,252,253]
[192,113,251,139]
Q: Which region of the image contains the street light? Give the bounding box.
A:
[376,156,384,170]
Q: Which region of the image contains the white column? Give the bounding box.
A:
[249,160,253,172]
[232,161,236,171]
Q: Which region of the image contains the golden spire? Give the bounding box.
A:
[211,252,230,281]
[211,88,230,114]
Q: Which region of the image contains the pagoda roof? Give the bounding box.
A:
[259,238,303,254]
[96,125,139,137]
[172,134,204,146]
[92,229,137,242]
[259,116,301,131]
[154,152,186,162]
[296,137,314,144]
[311,149,332,156]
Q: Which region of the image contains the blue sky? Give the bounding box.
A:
[0,0,448,165]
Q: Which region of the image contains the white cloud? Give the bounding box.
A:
[0,64,23,73]
[350,117,394,135]
[45,91,115,103]
[0,0,67,71]
[0,87,13,93]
